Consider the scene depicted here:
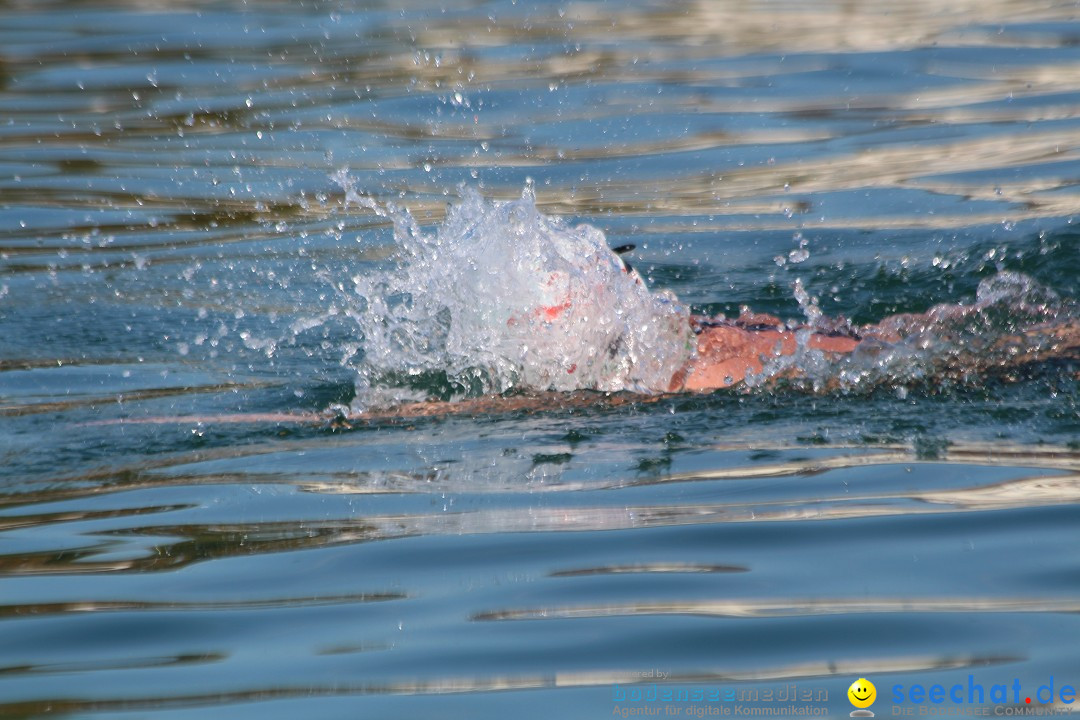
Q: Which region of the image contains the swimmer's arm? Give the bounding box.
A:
[677,312,1079,392]
[673,325,858,392]
[87,390,665,427]
[678,299,1015,391]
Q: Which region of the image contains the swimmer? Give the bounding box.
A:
[97,279,1080,427]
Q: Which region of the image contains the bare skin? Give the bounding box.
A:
[673,314,860,392]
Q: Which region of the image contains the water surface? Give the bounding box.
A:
[1,0,1079,718]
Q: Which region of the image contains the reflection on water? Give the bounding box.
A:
[1,0,1079,718]
[4,0,1080,247]
[3,441,1077,574]
[1,440,1079,717]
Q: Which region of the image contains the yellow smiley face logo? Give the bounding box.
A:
[848,678,876,708]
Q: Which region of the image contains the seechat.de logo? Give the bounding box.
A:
[848,678,877,717]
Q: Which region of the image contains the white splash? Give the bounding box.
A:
[343,182,696,401]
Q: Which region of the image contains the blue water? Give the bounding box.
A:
[1,1,1079,718]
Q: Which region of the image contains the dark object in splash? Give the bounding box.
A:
[611,244,636,275]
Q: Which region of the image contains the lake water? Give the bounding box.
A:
[1,1,1079,718]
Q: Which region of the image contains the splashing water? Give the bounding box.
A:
[318,177,1074,408]
[341,181,696,404]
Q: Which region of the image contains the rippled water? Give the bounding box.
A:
[2,1,1079,718]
